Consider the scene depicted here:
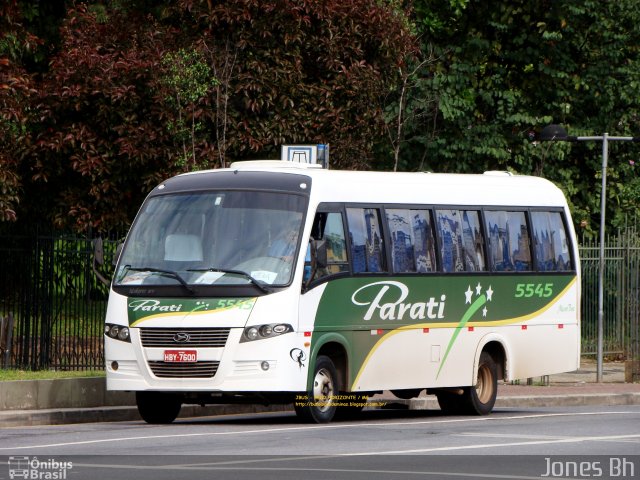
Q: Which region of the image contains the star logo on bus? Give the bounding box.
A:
[464,283,494,309]
[440,283,495,378]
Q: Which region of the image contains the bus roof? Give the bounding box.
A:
[175,161,568,208]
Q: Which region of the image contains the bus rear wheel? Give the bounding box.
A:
[294,355,340,423]
[136,392,182,424]
[436,352,498,416]
[467,352,498,415]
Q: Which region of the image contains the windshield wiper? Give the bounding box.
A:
[187,267,273,294]
[124,266,195,295]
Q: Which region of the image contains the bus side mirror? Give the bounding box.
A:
[312,239,327,268]
[94,237,104,266]
[113,242,123,267]
[92,237,111,287]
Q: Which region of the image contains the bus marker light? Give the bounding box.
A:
[468,326,474,332]
[304,342,310,347]
[522,325,528,330]
[558,324,564,329]
[423,328,430,333]
[304,332,311,337]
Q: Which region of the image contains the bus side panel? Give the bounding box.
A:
[501,324,580,380]
[310,274,579,392]
[351,327,475,391]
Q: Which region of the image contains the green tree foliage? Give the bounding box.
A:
[159,48,217,170]
[177,0,416,169]
[0,1,38,221]
[407,0,640,233]
[24,5,178,231]
[5,0,414,230]
[2,0,638,233]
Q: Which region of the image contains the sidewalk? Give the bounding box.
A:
[400,360,640,411]
[1,361,638,427]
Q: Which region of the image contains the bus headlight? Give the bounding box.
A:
[104,323,131,343]
[241,323,292,342]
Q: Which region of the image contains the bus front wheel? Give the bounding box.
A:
[136,391,182,424]
[294,355,340,423]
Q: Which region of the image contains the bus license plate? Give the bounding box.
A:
[164,350,197,363]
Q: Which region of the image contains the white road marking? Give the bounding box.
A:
[0,410,635,451]
[62,462,563,480]
[340,433,640,454]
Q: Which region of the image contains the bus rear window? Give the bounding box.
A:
[531,211,572,271]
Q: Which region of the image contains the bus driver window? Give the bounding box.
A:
[306,211,349,283]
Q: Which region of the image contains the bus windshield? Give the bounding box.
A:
[114,190,306,289]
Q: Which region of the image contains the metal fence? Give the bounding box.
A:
[0,227,121,370]
[1,226,639,379]
[580,225,640,381]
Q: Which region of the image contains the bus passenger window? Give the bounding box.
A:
[386,209,437,273]
[531,211,572,271]
[436,210,485,272]
[308,212,349,281]
[485,211,532,271]
[346,208,387,273]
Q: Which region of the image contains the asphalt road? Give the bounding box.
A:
[1,406,639,480]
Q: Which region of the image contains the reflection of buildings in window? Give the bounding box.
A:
[534,228,557,269]
[364,210,383,271]
[557,254,568,270]
[392,230,415,272]
[512,224,531,268]
[473,228,484,269]
[389,213,413,272]
[413,213,435,272]
[368,232,383,271]
[488,221,511,270]
[439,212,464,272]
[349,231,367,272]
[461,211,483,271]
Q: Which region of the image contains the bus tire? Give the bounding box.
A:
[136,391,182,424]
[464,351,498,415]
[294,355,340,423]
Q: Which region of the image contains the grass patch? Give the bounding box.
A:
[0,369,105,381]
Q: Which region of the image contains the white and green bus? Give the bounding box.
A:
[105,161,580,423]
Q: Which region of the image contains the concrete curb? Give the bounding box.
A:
[405,393,640,410]
[0,403,292,428]
[0,377,132,410]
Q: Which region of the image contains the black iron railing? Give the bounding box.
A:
[1,225,638,381]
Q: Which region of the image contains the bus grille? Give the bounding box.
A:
[147,361,220,378]
[140,328,231,348]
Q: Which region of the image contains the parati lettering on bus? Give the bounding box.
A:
[128,299,183,312]
[351,280,445,321]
